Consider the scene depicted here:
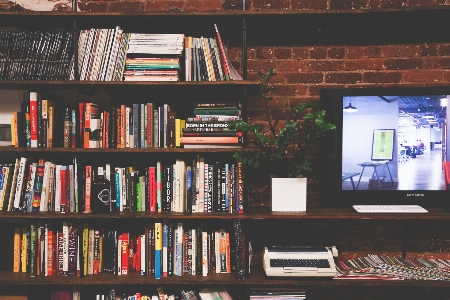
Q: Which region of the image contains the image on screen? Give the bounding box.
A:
[341,95,447,191]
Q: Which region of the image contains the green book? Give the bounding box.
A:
[29,224,37,277]
[136,176,142,212]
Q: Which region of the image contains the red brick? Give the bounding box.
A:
[145,1,184,11]
[273,84,308,97]
[382,46,421,57]
[328,48,345,59]
[183,0,221,11]
[301,60,345,72]
[325,72,362,84]
[364,46,382,58]
[222,0,247,10]
[345,59,384,70]
[287,73,324,84]
[421,44,438,57]
[363,72,402,83]
[403,70,443,82]
[367,0,405,8]
[439,45,450,56]
[309,84,341,96]
[409,0,446,6]
[255,48,274,59]
[253,0,291,10]
[80,2,109,12]
[108,1,143,12]
[443,71,450,82]
[292,0,327,9]
[330,0,368,9]
[247,59,275,72]
[292,48,309,60]
[384,58,424,70]
[275,60,299,72]
[346,47,364,59]
[274,48,292,59]
[425,57,450,69]
[310,47,327,59]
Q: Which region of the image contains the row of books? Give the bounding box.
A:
[0,31,74,80]
[11,92,244,149]
[124,33,183,82]
[335,253,450,280]
[0,155,245,214]
[87,286,233,300]
[249,288,306,300]
[184,25,242,82]
[9,221,246,281]
[73,27,130,81]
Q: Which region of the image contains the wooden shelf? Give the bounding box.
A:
[0,147,253,154]
[0,207,448,220]
[1,268,450,288]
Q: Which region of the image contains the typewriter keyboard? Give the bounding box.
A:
[270,258,330,268]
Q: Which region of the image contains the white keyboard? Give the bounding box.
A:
[353,205,428,213]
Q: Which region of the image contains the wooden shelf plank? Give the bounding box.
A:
[0,147,251,154]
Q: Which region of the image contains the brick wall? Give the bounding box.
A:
[75,0,450,206]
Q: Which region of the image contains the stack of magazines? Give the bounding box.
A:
[124,33,184,81]
[335,254,450,280]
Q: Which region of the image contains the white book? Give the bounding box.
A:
[99,28,114,81]
[176,223,183,276]
[162,223,168,277]
[202,231,208,276]
[7,158,20,212]
[198,157,205,212]
[44,224,48,276]
[76,29,89,78]
[191,228,196,275]
[173,225,178,277]
[140,234,146,275]
[69,164,75,212]
[80,28,96,80]
[39,161,52,212]
[172,163,177,212]
[63,222,69,275]
[163,104,170,148]
[54,164,62,212]
[105,26,123,81]
[90,28,108,81]
[48,163,55,211]
[121,168,126,211]
[179,160,185,213]
[175,160,180,212]
[13,157,27,211]
[204,163,208,212]
[88,228,94,275]
[125,106,130,148]
[215,230,220,273]
[117,235,122,276]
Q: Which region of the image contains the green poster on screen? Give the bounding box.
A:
[371,129,395,161]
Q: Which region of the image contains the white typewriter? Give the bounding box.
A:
[262,246,338,277]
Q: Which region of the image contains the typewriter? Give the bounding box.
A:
[262,246,338,277]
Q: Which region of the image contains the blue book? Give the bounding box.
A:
[163,222,168,277]
[155,222,162,279]
[177,223,183,276]
[115,172,120,210]
[225,163,229,211]
[140,103,145,148]
[133,103,139,148]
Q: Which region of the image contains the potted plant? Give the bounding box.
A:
[228,68,336,211]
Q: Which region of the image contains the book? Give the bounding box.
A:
[29,92,39,148]
[121,232,129,274]
[154,222,162,279]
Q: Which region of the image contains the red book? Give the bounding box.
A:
[84,103,92,148]
[103,111,109,148]
[136,235,141,273]
[60,167,69,213]
[53,232,57,275]
[84,166,92,213]
[237,162,244,214]
[121,232,129,275]
[47,230,53,276]
[93,230,100,274]
[149,167,156,212]
[30,92,39,148]
[79,102,85,148]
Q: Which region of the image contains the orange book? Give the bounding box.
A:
[116,107,121,148]
[225,232,231,273]
[219,230,227,274]
[120,104,126,148]
[13,227,20,272]
[47,230,53,276]
[84,166,92,213]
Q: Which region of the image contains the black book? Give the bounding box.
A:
[196,225,202,275]
[36,94,44,148]
[110,107,117,148]
[15,112,26,147]
[110,170,117,212]
[215,162,223,212]
[130,171,138,212]
[163,166,172,212]
[167,223,173,276]
[124,167,130,211]
[78,164,86,213]
[207,164,214,213]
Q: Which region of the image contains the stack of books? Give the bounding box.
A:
[184,24,242,81]
[124,33,184,81]
[74,27,130,81]
[180,101,243,148]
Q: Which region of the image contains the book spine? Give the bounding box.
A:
[30,224,37,277]
[84,166,92,213]
[121,232,129,275]
[154,223,162,279]
[93,229,100,274]
[13,227,20,272]
[162,222,168,278]
[62,222,69,276]
[47,230,53,276]
[68,231,77,276]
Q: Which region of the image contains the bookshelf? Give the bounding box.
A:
[1,6,450,300]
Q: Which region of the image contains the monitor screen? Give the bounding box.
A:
[319,87,450,208]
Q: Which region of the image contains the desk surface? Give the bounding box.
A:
[358,161,390,167]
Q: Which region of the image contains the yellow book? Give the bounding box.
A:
[13,227,20,272]
[21,226,27,272]
[83,223,89,276]
[47,102,55,148]
[155,222,162,278]
[11,117,15,146]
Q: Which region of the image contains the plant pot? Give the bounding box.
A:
[271,177,307,212]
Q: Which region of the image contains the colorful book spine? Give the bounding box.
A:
[121,232,129,275]
[154,222,162,279]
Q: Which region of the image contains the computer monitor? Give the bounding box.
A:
[319,87,450,208]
